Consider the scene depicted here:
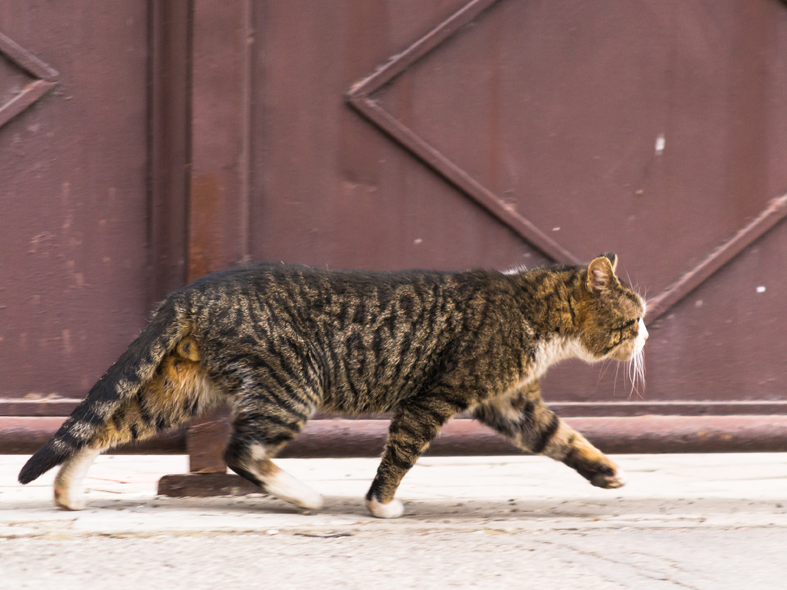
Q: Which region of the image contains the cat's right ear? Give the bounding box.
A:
[586,255,618,294]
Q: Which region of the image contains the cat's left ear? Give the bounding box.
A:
[586,253,619,294]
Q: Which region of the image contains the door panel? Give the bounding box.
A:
[0,2,150,399]
[250,0,548,272]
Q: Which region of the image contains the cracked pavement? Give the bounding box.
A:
[1,453,786,589]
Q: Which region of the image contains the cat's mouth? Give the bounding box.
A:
[608,339,642,361]
[610,345,635,361]
[609,320,648,362]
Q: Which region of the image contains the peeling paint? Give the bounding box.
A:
[62,329,73,355]
[655,134,666,155]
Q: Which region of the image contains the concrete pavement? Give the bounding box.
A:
[1,453,786,588]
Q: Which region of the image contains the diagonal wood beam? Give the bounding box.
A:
[647,193,787,322]
[0,79,58,128]
[0,31,59,81]
[349,0,500,99]
[347,0,579,264]
[348,94,581,264]
[0,31,59,128]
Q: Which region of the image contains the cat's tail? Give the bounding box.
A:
[18,297,189,485]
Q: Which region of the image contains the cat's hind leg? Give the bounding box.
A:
[53,447,103,510]
[473,381,625,489]
[224,390,323,511]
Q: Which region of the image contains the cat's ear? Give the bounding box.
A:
[586,254,618,294]
[602,252,618,273]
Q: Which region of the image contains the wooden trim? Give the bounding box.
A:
[147,0,193,305]
[187,0,255,472]
[4,398,787,417]
[8,416,787,458]
[0,418,185,455]
[549,400,787,417]
[280,416,787,456]
[0,399,82,417]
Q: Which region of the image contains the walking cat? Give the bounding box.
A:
[19,254,647,518]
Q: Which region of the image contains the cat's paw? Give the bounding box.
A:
[591,468,627,489]
[291,489,324,511]
[264,470,324,510]
[54,487,86,511]
[366,497,404,519]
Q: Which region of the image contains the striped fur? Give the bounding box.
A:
[18,298,191,484]
[19,255,646,517]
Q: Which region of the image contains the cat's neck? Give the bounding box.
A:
[507,266,584,338]
[530,334,597,379]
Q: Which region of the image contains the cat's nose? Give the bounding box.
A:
[639,319,649,340]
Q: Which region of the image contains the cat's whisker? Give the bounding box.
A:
[597,358,614,385]
[626,360,634,400]
[645,297,662,314]
[625,347,646,400]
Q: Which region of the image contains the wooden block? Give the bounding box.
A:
[157,473,260,497]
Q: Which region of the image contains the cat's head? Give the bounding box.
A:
[575,253,648,362]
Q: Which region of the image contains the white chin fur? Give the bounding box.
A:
[366,497,404,519]
[634,318,648,354]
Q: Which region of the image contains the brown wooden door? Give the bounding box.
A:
[0,2,189,449]
[3,0,787,455]
[1,2,154,407]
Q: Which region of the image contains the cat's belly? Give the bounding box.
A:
[319,382,410,416]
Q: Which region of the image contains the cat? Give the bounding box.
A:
[18,253,647,519]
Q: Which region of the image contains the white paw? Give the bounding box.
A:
[292,489,324,511]
[366,497,404,519]
[54,487,86,511]
[591,468,627,489]
[265,470,323,511]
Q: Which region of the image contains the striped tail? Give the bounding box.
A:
[18,298,187,485]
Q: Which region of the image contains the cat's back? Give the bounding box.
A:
[177,263,520,347]
[180,262,501,308]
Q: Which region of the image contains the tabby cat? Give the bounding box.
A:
[19,253,647,519]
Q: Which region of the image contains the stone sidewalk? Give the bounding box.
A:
[1,453,786,588]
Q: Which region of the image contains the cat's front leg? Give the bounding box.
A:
[473,383,625,489]
[366,392,464,518]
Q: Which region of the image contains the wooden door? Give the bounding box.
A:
[0,1,190,451]
[4,0,787,458]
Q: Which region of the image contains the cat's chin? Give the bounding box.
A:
[609,346,635,362]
